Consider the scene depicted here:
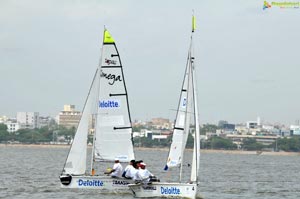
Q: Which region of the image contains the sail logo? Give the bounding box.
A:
[105,58,117,65]
[99,100,120,108]
[182,97,187,108]
[100,71,122,85]
[161,187,181,195]
[116,155,128,160]
[78,179,104,187]
[169,160,178,166]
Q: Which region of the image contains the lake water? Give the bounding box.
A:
[0,145,300,199]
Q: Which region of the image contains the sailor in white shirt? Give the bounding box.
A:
[109,158,123,178]
[123,159,136,179]
[135,162,153,182]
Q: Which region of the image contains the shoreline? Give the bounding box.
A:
[1,143,299,156]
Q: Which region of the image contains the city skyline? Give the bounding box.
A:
[1,1,300,125]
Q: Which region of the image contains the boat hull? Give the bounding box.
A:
[128,182,197,198]
[60,175,133,193]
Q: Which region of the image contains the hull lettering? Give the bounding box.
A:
[78,179,104,187]
[161,186,181,195]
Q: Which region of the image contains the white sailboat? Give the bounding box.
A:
[128,16,200,199]
[59,29,135,192]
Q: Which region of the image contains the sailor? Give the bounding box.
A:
[134,162,154,182]
[122,159,136,179]
[107,158,123,178]
[135,160,143,169]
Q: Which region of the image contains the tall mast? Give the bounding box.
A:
[190,13,200,183]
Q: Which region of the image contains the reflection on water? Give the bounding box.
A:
[0,145,300,199]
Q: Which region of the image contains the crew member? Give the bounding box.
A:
[135,162,154,182]
[123,159,136,179]
[107,158,123,178]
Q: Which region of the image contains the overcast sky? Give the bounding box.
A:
[1,0,299,125]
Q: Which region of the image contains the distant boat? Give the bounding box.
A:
[59,28,135,193]
[129,15,200,199]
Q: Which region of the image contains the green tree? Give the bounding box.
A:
[186,133,195,148]
[210,137,237,150]
[200,124,219,135]
[277,137,300,152]
[0,124,8,131]
[242,138,264,151]
[57,125,76,142]
[0,124,9,142]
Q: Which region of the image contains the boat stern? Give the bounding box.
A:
[128,182,197,198]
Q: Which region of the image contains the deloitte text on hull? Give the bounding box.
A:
[161,187,181,195]
[78,179,104,187]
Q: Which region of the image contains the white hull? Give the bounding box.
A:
[129,182,197,198]
[61,175,133,193]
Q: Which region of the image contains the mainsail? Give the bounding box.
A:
[93,30,135,162]
[62,29,134,177]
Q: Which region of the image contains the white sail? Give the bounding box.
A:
[62,69,99,175]
[94,30,134,162]
[164,53,194,170]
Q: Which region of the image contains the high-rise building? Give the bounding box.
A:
[58,105,81,129]
[17,112,40,129]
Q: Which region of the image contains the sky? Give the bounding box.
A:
[1,0,300,125]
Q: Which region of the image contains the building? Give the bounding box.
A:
[226,134,278,146]
[246,117,261,129]
[150,118,172,129]
[17,112,40,129]
[246,121,259,129]
[58,105,81,129]
[0,116,8,124]
[290,125,300,136]
[5,120,20,133]
[39,116,54,128]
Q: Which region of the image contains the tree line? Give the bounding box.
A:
[0,123,76,144]
[1,123,300,152]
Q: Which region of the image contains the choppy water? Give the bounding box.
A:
[0,145,300,199]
